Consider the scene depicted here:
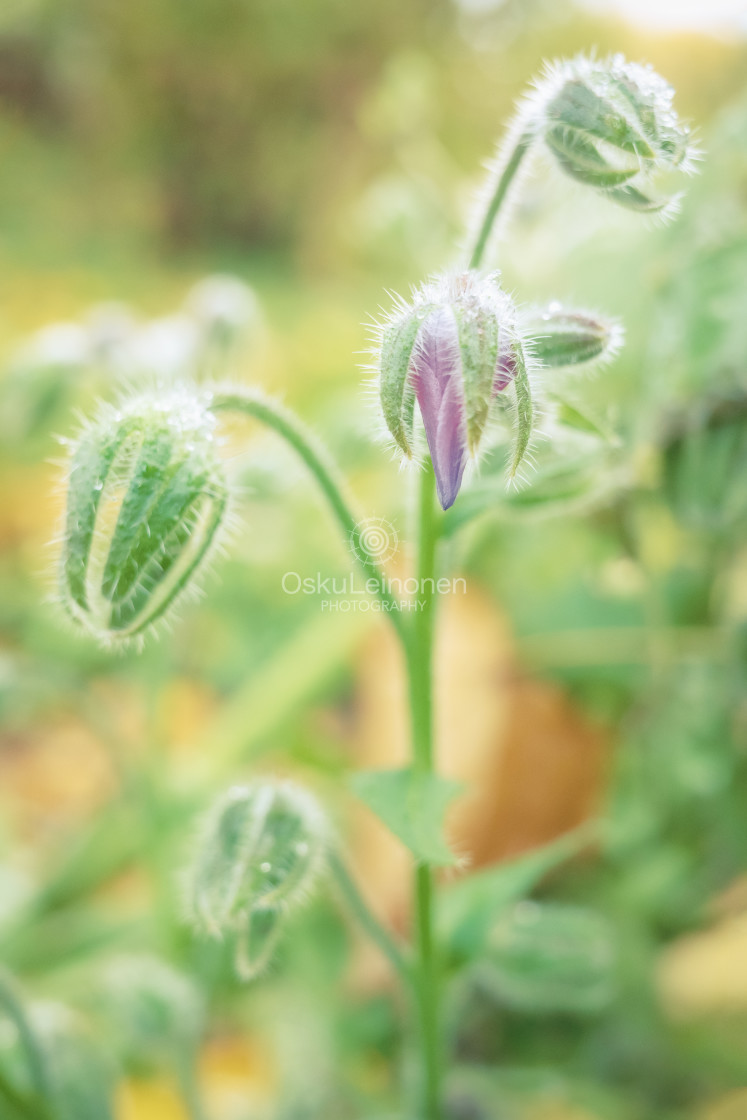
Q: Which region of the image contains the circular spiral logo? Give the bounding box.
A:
[350,518,398,564]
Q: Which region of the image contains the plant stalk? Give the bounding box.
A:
[210,388,406,639]
[0,971,51,1107]
[468,130,534,270]
[329,852,412,986]
[406,463,442,1119]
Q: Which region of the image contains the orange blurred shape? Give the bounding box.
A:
[0,463,58,545]
[0,715,116,829]
[117,1077,188,1120]
[348,583,606,976]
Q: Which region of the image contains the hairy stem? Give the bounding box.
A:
[468,130,534,270]
[329,852,412,985]
[209,388,406,639]
[406,463,442,1119]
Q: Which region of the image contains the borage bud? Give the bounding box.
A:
[23,1003,115,1120]
[374,271,534,509]
[183,781,329,980]
[93,955,204,1069]
[523,304,623,369]
[538,54,695,215]
[486,901,616,1015]
[58,386,230,645]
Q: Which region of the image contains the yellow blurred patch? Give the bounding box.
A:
[659,914,747,1017]
[523,1107,601,1120]
[155,677,219,753]
[117,1077,188,1120]
[699,1088,747,1120]
[200,1034,275,1116]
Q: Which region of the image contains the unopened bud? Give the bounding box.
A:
[539,54,695,214]
[183,781,329,979]
[93,955,204,1068]
[524,304,622,368]
[23,1003,115,1120]
[58,387,229,644]
[374,271,534,507]
[486,901,616,1014]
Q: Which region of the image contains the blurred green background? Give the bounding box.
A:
[1,1,747,1118]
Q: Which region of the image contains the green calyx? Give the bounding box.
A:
[378,302,436,457]
[60,388,229,644]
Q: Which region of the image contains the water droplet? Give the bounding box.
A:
[260,861,271,873]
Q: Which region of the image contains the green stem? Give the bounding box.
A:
[0,1068,51,1120]
[406,463,442,1120]
[175,1051,208,1120]
[209,388,406,639]
[0,971,51,1106]
[468,130,534,270]
[329,853,412,986]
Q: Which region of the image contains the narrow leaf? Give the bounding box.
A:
[439,823,596,962]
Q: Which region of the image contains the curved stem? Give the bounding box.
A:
[209,388,406,640]
[329,852,412,986]
[0,1068,51,1120]
[406,463,442,1119]
[0,970,52,1108]
[468,130,534,270]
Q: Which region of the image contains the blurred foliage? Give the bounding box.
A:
[1,1,747,1118]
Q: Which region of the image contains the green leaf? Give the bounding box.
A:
[553,396,621,445]
[439,823,596,962]
[351,768,462,866]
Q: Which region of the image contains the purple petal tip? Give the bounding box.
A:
[410,307,468,511]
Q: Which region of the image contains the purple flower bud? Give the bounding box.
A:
[374,272,533,509]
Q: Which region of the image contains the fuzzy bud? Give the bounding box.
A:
[538,54,694,214]
[523,304,622,368]
[374,271,534,508]
[92,955,204,1070]
[8,1003,116,1120]
[58,387,229,644]
[485,901,616,1015]
[183,781,329,979]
